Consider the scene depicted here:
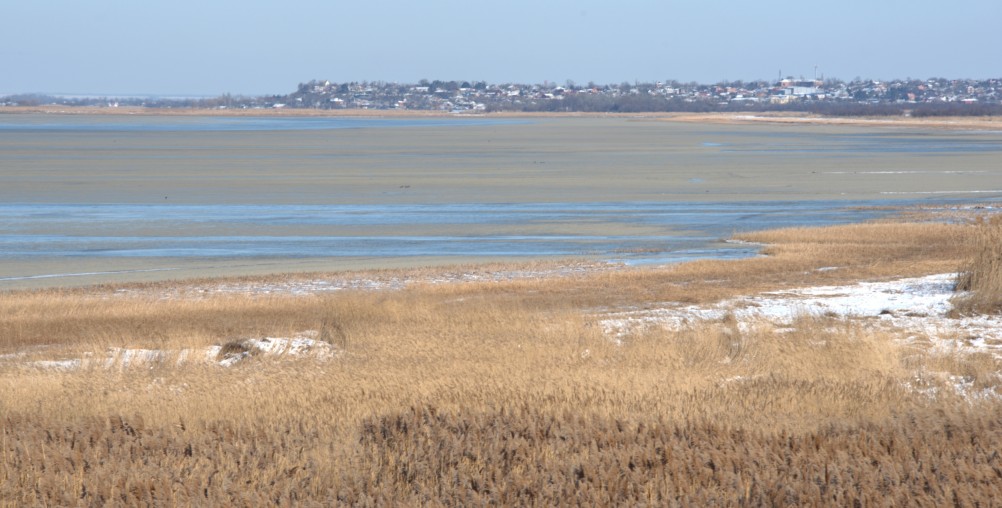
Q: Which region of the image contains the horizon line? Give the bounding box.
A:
[4,75,1001,100]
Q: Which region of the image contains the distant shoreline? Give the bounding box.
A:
[3,105,1002,131]
[665,112,1002,131]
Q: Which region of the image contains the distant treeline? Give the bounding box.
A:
[0,93,270,110]
[5,92,1002,118]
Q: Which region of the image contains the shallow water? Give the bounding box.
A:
[0,199,941,279]
[2,114,1001,286]
[0,115,525,132]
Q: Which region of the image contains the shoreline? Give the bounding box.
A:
[2,200,979,292]
[666,112,1002,131]
[2,203,993,296]
[4,105,1002,131]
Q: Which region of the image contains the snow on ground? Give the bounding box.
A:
[5,331,337,371]
[600,273,1002,356]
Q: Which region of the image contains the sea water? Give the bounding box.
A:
[2,114,1000,285]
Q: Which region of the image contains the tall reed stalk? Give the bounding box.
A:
[954,215,1002,314]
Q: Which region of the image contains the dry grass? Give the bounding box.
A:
[954,215,1002,315]
[1,219,1000,505]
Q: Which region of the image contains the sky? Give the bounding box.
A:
[2,0,1000,97]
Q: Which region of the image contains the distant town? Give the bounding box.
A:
[4,77,1001,116]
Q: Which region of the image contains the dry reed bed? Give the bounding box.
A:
[1,219,1000,505]
[955,214,1002,314]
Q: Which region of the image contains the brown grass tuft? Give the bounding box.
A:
[215,340,251,361]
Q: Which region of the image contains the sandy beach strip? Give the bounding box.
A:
[5,105,1002,131]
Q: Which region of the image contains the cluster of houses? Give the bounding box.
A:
[276,77,1001,112]
[5,78,999,113]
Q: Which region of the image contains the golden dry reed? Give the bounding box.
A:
[1,218,1000,505]
[954,214,1002,314]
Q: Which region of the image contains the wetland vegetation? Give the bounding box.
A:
[1,114,1001,504]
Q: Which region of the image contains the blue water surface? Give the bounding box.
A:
[0,115,526,132]
[0,200,957,267]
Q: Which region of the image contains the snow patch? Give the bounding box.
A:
[8,331,338,371]
[600,274,1002,356]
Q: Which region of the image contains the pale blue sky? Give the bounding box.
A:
[2,0,1000,96]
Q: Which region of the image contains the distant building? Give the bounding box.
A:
[777,78,822,99]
